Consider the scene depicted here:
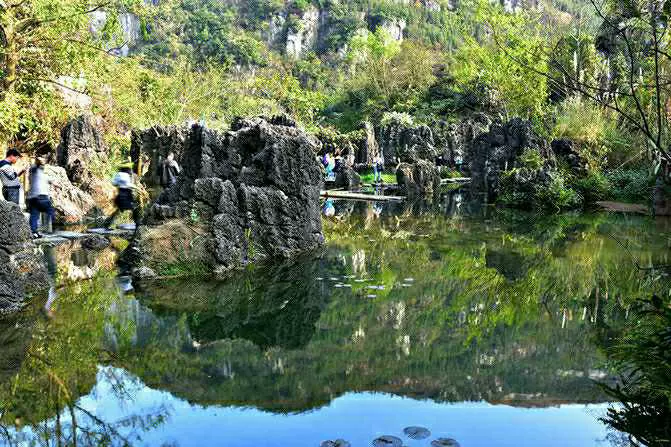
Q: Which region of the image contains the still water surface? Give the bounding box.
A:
[1,195,669,446]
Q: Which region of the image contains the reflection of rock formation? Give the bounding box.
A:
[0,314,34,386]
[52,241,119,283]
[132,255,330,350]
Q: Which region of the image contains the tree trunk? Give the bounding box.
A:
[653,159,671,216]
[2,22,18,93]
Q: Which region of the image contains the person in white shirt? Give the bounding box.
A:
[373,153,385,184]
[103,164,141,229]
[27,157,54,238]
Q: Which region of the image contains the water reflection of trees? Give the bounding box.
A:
[599,298,671,447]
[0,279,171,446]
[1,205,669,444]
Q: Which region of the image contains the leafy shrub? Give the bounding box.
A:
[498,168,582,211]
[574,171,612,204]
[606,169,654,204]
[519,148,544,170]
[380,111,414,127]
[552,97,627,169]
[534,174,582,211]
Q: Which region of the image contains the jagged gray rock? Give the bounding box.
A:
[397,159,441,197]
[45,165,97,224]
[56,115,106,189]
[335,166,361,190]
[551,138,588,175]
[434,113,493,167]
[378,121,437,164]
[0,201,50,315]
[124,117,324,276]
[466,117,554,200]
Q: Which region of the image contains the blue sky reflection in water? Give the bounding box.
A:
[2,195,670,446]
[11,366,612,447]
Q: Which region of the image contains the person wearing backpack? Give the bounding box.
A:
[0,149,26,205]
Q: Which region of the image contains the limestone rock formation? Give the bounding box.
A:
[378,120,441,196]
[56,115,106,189]
[551,138,588,175]
[124,117,325,277]
[286,6,320,59]
[466,118,554,200]
[434,113,493,167]
[335,166,361,190]
[45,166,97,224]
[54,115,115,219]
[397,159,441,196]
[378,121,437,165]
[0,201,50,315]
[358,121,379,166]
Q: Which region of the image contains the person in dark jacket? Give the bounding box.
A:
[0,149,26,204]
[159,152,181,188]
[104,164,141,229]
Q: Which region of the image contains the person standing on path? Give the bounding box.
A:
[0,149,26,204]
[373,153,385,184]
[27,157,55,239]
[159,152,181,188]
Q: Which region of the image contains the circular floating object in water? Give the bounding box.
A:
[372,435,403,447]
[321,440,351,447]
[431,438,460,447]
[403,426,431,440]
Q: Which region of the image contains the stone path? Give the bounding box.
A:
[595,201,649,214]
[321,190,404,202]
[34,225,136,246]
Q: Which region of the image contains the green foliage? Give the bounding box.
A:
[534,174,583,211]
[329,31,437,128]
[452,1,550,120]
[552,97,619,169]
[519,148,544,170]
[499,168,582,211]
[380,111,414,127]
[574,171,613,204]
[600,298,671,447]
[606,169,654,204]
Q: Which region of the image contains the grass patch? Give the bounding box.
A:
[359,169,397,185]
[155,260,211,278]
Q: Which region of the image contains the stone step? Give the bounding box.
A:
[321,190,404,202]
[33,227,135,246]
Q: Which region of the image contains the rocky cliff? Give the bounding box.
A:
[124,116,324,277]
[0,201,50,315]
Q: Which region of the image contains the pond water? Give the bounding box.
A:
[1,192,670,446]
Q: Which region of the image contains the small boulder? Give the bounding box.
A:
[397,160,441,196]
[551,138,588,175]
[81,235,111,251]
[335,166,361,190]
[372,435,403,447]
[403,426,431,440]
[431,439,460,447]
